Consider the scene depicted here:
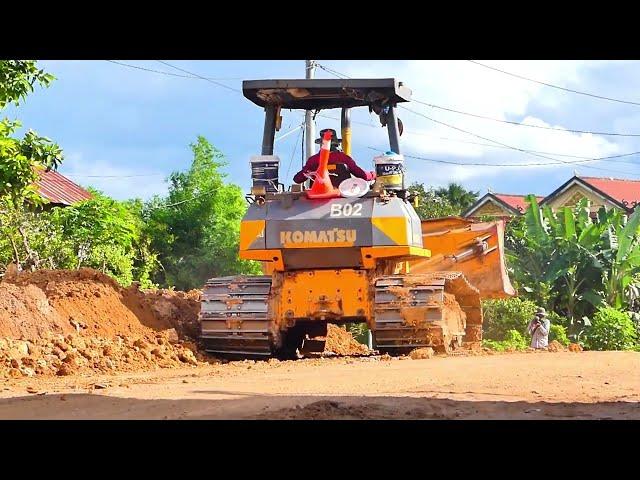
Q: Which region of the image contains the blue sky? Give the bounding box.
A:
[7,60,640,200]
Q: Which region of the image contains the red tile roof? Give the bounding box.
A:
[494,194,545,212]
[35,169,92,206]
[579,176,640,207]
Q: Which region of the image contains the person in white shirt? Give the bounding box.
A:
[527,307,550,349]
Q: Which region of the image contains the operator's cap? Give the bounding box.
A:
[315,128,341,145]
[536,307,547,315]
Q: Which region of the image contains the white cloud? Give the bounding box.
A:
[320,60,632,188]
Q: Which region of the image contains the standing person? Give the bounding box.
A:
[527,307,550,349]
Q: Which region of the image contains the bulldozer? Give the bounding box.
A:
[200,78,515,358]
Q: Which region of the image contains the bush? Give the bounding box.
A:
[549,324,570,346]
[482,329,528,351]
[584,307,637,351]
[482,298,538,340]
[547,310,568,329]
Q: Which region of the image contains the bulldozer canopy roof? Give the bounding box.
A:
[242,78,411,110]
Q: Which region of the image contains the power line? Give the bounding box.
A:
[399,105,635,174]
[149,187,218,210]
[412,98,640,137]
[285,122,304,180]
[468,60,640,107]
[315,62,638,174]
[157,60,242,94]
[64,173,166,178]
[315,112,640,163]
[366,146,636,169]
[106,60,242,81]
[316,63,350,79]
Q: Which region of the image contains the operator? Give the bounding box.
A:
[293,128,376,184]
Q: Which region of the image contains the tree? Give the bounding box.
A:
[408,182,459,220]
[434,182,479,212]
[0,61,63,208]
[0,189,158,287]
[49,189,158,286]
[506,195,640,342]
[408,182,479,220]
[145,136,260,290]
[0,61,64,270]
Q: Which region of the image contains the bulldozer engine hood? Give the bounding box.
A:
[240,195,423,270]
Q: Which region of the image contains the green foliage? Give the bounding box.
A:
[0,60,55,108]
[482,297,538,340]
[0,63,258,290]
[434,182,479,212]
[505,196,640,339]
[583,307,637,351]
[0,61,62,207]
[50,190,157,286]
[347,323,370,345]
[144,136,260,290]
[549,324,570,346]
[546,310,568,329]
[408,182,459,220]
[408,182,479,220]
[482,329,528,351]
[0,191,158,287]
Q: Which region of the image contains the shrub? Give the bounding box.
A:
[482,298,538,340]
[583,307,637,351]
[549,324,570,346]
[482,329,528,351]
[547,310,568,329]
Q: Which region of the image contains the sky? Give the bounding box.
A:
[7,59,640,200]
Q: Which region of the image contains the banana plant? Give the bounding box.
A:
[506,195,640,336]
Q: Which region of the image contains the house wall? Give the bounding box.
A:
[469,200,515,218]
[544,183,619,213]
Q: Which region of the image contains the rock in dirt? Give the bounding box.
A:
[569,343,583,352]
[547,340,566,353]
[409,347,434,360]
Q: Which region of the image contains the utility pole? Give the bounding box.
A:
[304,60,316,160]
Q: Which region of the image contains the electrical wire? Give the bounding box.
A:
[106,60,242,81]
[63,173,165,178]
[285,122,304,180]
[315,112,640,163]
[148,187,219,210]
[366,146,632,168]
[157,60,242,94]
[316,62,639,174]
[399,105,636,174]
[412,98,640,137]
[468,60,640,107]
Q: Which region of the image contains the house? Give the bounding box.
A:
[35,169,92,208]
[463,175,640,219]
[463,193,544,219]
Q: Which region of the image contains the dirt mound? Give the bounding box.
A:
[547,340,566,352]
[0,268,207,378]
[258,400,374,420]
[324,325,370,356]
[1,268,200,342]
[0,332,208,379]
[409,347,434,359]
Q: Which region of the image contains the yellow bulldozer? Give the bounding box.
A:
[200,78,515,358]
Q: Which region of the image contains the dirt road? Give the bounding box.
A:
[1,351,638,419]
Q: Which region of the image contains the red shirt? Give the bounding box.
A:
[293,151,374,184]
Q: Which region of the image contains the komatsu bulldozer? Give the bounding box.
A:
[200,78,515,358]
